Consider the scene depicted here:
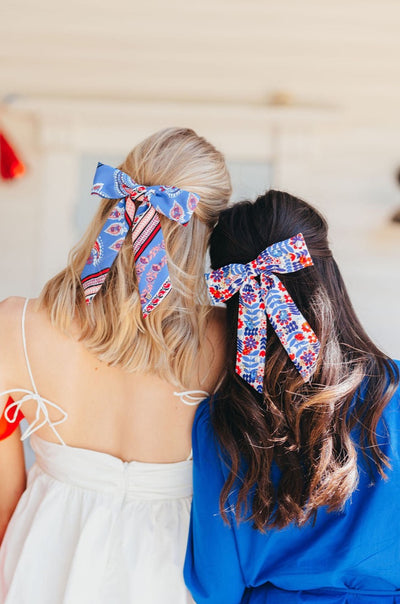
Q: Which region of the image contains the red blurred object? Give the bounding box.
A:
[0,131,26,180]
[0,397,24,440]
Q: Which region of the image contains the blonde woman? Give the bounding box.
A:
[0,127,231,603]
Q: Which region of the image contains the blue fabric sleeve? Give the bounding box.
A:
[184,401,247,604]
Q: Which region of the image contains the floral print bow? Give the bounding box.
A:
[206,234,320,392]
[80,163,199,317]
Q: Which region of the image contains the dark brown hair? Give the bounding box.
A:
[209,190,399,530]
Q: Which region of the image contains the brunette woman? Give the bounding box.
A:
[185,191,400,603]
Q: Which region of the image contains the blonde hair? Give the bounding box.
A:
[39,127,231,388]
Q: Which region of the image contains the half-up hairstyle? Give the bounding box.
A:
[39,127,231,389]
[209,190,399,530]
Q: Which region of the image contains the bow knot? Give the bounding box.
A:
[1,388,68,445]
[206,234,320,393]
[81,163,200,316]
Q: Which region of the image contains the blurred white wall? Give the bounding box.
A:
[0,99,398,358]
[0,0,399,359]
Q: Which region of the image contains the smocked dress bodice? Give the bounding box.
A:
[0,299,207,603]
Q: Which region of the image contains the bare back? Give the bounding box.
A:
[0,297,226,463]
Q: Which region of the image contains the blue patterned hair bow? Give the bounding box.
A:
[80,162,199,316]
[206,234,320,392]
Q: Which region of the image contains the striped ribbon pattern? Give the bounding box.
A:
[206,234,320,392]
[80,163,199,316]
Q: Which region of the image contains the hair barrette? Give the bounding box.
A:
[80,163,199,317]
[206,234,320,392]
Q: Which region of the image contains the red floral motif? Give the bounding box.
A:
[87,240,102,265]
[241,288,257,304]
[243,335,257,353]
[109,208,122,220]
[169,201,185,222]
[109,238,125,253]
[291,236,305,249]
[187,193,199,212]
[299,254,311,266]
[205,232,320,391]
[209,287,221,300]
[276,309,292,325]
[300,351,316,366]
[211,268,225,283]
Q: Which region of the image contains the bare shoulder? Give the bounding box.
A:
[0,297,28,409]
[0,297,26,346]
[0,297,51,337]
[0,297,66,409]
[0,296,25,321]
[0,296,53,372]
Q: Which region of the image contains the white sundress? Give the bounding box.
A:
[0,299,207,604]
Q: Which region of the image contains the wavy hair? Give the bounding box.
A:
[39,127,231,388]
[209,191,399,530]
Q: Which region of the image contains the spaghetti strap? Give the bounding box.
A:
[173,390,209,406]
[0,298,68,445]
[173,390,208,459]
[21,298,39,395]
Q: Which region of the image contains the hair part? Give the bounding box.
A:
[39,127,231,389]
[209,190,399,530]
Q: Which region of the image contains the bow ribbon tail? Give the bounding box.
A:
[132,201,171,317]
[82,163,199,313]
[81,198,135,303]
[236,279,267,393]
[262,273,320,381]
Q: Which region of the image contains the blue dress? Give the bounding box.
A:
[184,360,400,603]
